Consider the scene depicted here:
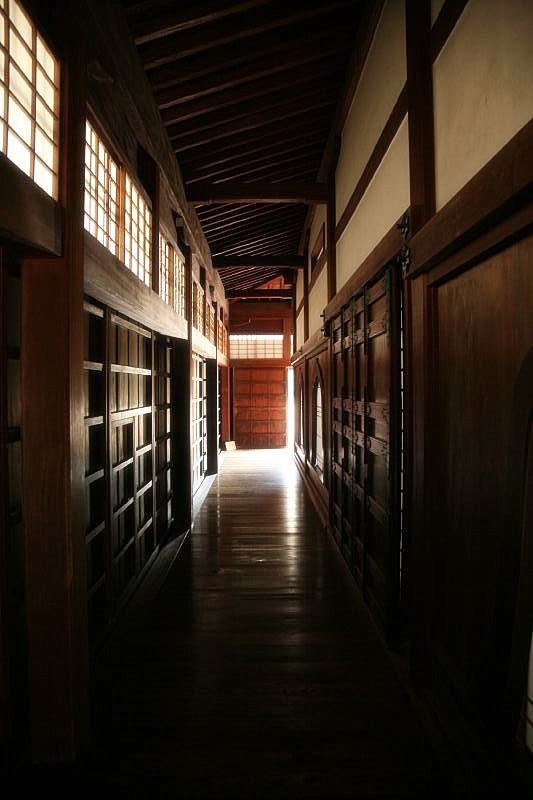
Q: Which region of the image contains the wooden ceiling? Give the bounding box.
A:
[121,0,364,292]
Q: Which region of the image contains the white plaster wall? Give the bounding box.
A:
[308,266,328,339]
[336,116,409,291]
[335,0,406,223]
[433,0,533,210]
[296,310,305,351]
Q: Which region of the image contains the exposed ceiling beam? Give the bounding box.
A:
[226,289,293,299]
[155,37,348,109]
[189,182,328,206]
[160,59,340,126]
[214,256,305,270]
[139,1,355,69]
[170,95,336,153]
[131,0,273,44]
[147,20,348,91]
[166,77,340,142]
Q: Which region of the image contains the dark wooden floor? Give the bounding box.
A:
[73,448,451,799]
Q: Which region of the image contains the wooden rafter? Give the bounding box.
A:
[189,181,328,206]
[213,256,305,269]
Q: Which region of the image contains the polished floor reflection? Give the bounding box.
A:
[90,449,448,798]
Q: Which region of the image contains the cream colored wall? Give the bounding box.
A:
[433,0,533,210]
[308,266,328,338]
[296,310,305,352]
[336,116,409,291]
[335,0,406,222]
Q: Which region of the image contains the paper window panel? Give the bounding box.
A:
[173,249,186,319]
[229,334,284,360]
[0,0,60,197]
[84,119,119,256]
[158,232,170,305]
[124,174,152,288]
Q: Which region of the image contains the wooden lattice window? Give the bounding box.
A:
[84,120,119,256]
[0,0,60,197]
[124,173,152,288]
[312,377,324,474]
[229,334,283,360]
[173,246,186,319]
[193,281,204,334]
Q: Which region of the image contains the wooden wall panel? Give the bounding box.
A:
[0,251,28,770]
[424,235,533,732]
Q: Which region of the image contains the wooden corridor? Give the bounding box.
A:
[75,448,450,799]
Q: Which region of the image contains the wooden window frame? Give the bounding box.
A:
[0,0,60,198]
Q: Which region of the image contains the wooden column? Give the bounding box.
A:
[303,244,309,343]
[405,0,437,684]
[206,359,218,475]
[291,284,297,353]
[21,47,89,762]
[171,241,193,534]
[327,169,337,301]
[406,0,435,234]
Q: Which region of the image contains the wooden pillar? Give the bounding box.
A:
[327,170,337,302]
[303,244,309,343]
[291,284,297,354]
[172,241,193,534]
[405,0,437,684]
[206,359,218,475]
[406,0,435,234]
[21,46,89,762]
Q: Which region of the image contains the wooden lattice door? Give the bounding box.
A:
[331,264,402,640]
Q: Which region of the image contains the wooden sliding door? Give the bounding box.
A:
[233,365,287,449]
[330,265,402,640]
[83,301,175,645]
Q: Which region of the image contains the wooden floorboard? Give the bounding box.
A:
[21,450,452,797]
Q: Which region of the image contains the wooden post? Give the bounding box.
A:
[21,47,89,762]
[171,240,193,534]
[303,244,310,343]
[206,359,218,474]
[327,169,337,302]
[406,0,435,234]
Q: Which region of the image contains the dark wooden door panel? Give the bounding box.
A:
[331,266,402,640]
[234,365,287,449]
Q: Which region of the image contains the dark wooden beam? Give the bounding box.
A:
[140,0,355,69]
[147,19,349,90]
[167,78,340,143]
[190,182,328,206]
[132,0,272,44]
[406,0,435,234]
[226,289,293,299]
[214,256,305,269]
[155,33,348,109]
[160,59,342,125]
[171,95,336,153]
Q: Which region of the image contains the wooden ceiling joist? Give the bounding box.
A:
[213,256,305,270]
[189,181,328,206]
[155,33,349,110]
[139,0,355,69]
[160,59,340,126]
[147,17,350,91]
[130,0,273,44]
[226,289,293,299]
